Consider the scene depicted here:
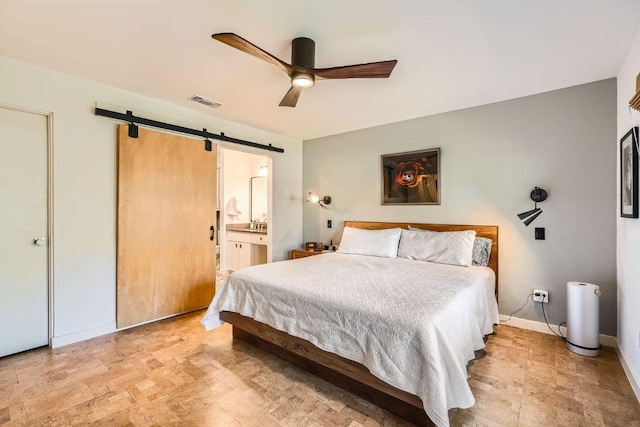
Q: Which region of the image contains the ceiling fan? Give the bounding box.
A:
[212,33,397,108]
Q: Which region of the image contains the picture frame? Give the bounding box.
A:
[620,127,639,218]
[381,148,440,205]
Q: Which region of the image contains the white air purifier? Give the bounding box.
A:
[566,282,601,357]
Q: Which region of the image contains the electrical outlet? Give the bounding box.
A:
[327,220,332,228]
[533,289,549,303]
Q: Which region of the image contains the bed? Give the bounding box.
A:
[202,221,499,426]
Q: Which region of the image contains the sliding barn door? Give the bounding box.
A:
[117,125,216,328]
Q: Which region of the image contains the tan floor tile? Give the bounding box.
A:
[64,390,136,425]
[460,387,520,426]
[517,396,556,426]
[84,366,148,397]
[582,403,606,426]
[23,382,94,422]
[215,387,272,424]
[0,366,18,390]
[182,405,242,427]
[120,401,182,426]
[0,406,10,424]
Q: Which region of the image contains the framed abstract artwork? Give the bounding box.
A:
[381,148,440,205]
[620,127,639,218]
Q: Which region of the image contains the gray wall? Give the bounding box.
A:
[303,79,617,336]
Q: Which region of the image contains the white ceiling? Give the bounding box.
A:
[1,0,639,140]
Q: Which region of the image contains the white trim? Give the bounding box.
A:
[47,111,55,344]
[50,308,206,348]
[0,102,53,117]
[617,344,640,403]
[50,322,116,348]
[499,315,617,348]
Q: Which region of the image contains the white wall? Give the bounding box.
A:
[0,55,302,345]
[304,79,617,335]
[616,28,640,395]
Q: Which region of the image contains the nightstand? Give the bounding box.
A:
[291,249,333,259]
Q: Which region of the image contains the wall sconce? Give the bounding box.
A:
[307,192,331,208]
[517,187,548,226]
[258,165,268,176]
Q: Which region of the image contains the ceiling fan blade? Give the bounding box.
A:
[212,33,292,75]
[313,60,397,80]
[279,86,303,107]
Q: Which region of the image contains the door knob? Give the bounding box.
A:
[33,237,46,246]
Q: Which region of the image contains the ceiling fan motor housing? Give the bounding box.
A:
[291,37,315,68]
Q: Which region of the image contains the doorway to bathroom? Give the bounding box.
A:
[216,147,271,283]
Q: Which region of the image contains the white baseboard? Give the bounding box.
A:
[50,322,116,349]
[48,307,205,349]
[617,344,640,403]
[498,315,617,348]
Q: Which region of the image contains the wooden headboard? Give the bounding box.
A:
[344,221,499,298]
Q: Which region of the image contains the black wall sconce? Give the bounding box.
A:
[517,187,548,226]
[307,192,332,209]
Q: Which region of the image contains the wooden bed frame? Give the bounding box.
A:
[221,221,499,426]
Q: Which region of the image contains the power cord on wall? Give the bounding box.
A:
[558,322,566,340]
[539,300,566,341]
[503,294,567,341]
[501,293,533,323]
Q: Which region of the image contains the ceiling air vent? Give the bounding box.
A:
[188,95,222,108]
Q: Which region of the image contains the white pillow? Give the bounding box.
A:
[398,228,476,267]
[337,227,402,258]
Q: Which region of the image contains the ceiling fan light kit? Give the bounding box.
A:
[212,33,397,107]
[291,72,315,88]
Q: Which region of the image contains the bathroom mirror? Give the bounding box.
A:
[250,176,267,222]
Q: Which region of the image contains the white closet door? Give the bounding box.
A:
[0,106,49,357]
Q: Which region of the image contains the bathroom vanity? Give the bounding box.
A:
[226,227,268,271]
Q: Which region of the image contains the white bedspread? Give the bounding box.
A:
[202,253,499,427]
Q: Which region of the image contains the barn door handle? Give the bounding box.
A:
[210,226,215,241]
